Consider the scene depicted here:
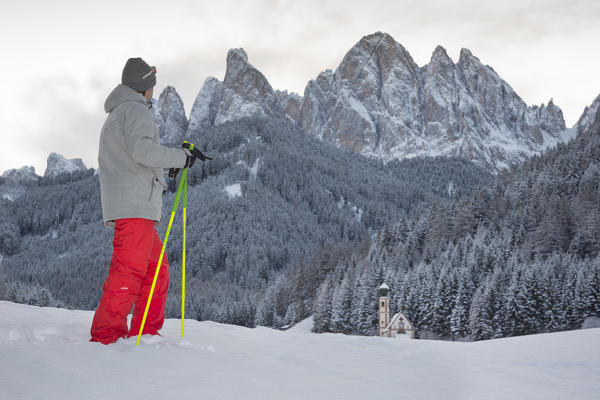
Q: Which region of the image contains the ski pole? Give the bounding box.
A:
[181,145,190,338]
[136,160,187,346]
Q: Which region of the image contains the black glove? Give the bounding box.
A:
[184,147,212,168]
[169,143,212,180]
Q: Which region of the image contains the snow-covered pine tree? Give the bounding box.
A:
[585,259,600,318]
[450,280,470,340]
[312,277,333,333]
[431,267,456,337]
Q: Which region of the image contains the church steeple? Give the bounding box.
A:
[378,282,390,336]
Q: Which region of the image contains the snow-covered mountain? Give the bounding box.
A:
[1,166,38,184]
[185,32,575,172]
[301,32,567,171]
[0,166,39,201]
[152,85,188,147]
[187,49,300,138]
[1,301,598,400]
[215,48,283,125]
[43,152,87,178]
[187,49,287,138]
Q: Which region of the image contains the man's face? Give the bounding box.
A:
[144,87,154,102]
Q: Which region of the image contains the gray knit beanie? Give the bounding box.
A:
[122,57,156,92]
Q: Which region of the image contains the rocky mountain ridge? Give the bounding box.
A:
[299,33,567,171]
[177,32,576,172]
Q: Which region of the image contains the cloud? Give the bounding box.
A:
[1,73,111,175]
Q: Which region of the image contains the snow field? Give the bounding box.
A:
[1,301,599,400]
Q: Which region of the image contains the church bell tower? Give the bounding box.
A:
[378,282,390,337]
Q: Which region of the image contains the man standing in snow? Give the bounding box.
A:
[90,57,209,344]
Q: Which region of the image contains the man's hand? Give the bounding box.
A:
[169,143,212,180]
[184,147,212,168]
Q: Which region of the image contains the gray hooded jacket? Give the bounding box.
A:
[98,84,188,227]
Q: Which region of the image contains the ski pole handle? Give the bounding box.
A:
[169,142,193,180]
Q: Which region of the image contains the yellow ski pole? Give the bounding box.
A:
[181,145,191,338]
[136,164,187,346]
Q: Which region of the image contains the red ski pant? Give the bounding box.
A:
[90,218,169,344]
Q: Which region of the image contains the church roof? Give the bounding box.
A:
[387,311,414,330]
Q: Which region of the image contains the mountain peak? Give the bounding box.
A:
[1,166,39,184]
[458,48,486,72]
[430,45,453,66]
[459,47,475,60]
[308,31,422,154]
[215,47,282,125]
[152,85,188,146]
[433,45,448,56]
[160,85,180,103]
[360,31,395,47]
[576,92,600,133]
[156,86,185,119]
[226,48,249,67]
[337,31,418,85]
[187,77,224,136]
[44,152,86,178]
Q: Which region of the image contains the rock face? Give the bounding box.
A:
[300,32,566,171]
[276,90,303,124]
[44,153,86,178]
[1,166,39,184]
[152,86,188,147]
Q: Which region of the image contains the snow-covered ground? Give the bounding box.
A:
[224,183,242,198]
[1,301,599,400]
[287,315,314,333]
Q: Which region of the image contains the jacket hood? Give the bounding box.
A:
[104,84,148,113]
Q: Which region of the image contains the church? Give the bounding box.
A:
[378,282,415,339]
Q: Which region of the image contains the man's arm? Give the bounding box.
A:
[122,103,187,168]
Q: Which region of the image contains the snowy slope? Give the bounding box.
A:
[287,315,314,333]
[1,302,598,400]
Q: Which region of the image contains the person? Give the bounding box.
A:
[90,57,209,344]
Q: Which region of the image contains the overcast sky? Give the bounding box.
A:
[1,0,598,175]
